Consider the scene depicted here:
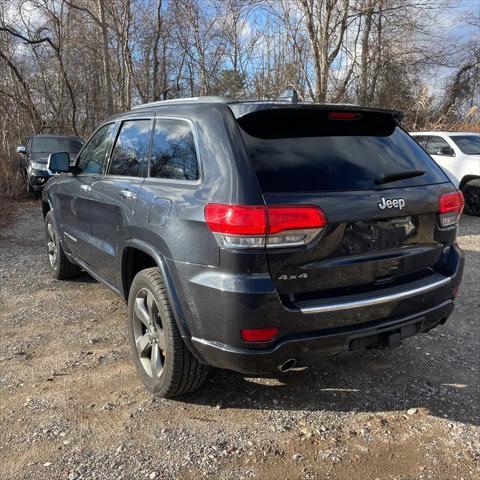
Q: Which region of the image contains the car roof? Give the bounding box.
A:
[126,96,403,121]
[410,131,480,136]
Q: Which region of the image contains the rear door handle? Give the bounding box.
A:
[80,184,91,192]
[119,189,136,200]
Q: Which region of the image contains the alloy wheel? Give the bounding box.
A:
[132,288,166,378]
[46,221,58,268]
[466,187,480,215]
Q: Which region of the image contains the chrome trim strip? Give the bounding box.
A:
[64,231,77,242]
[300,276,452,314]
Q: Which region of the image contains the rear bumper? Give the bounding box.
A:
[167,243,463,374]
[191,300,454,374]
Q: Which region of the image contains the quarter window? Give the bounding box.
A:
[77,123,115,174]
[150,119,199,181]
[109,120,153,177]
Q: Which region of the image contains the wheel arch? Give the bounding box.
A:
[41,199,52,218]
[121,241,196,346]
[459,175,480,191]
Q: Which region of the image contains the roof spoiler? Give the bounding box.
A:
[229,102,403,124]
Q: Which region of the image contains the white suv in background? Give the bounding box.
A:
[410,132,480,216]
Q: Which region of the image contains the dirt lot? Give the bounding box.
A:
[0,202,479,480]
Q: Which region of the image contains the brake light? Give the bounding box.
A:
[439,191,464,227]
[267,206,326,233]
[204,204,266,235]
[328,111,361,120]
[205,204,327,249]
[241,328,279,342]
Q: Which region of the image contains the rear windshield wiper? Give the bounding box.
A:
[375,170,425,185]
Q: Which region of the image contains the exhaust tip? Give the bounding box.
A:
[278,358,297,373]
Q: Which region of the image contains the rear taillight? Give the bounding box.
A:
[205,204,327,249]
[439,191,464,227]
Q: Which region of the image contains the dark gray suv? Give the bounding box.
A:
[41,96,465,397]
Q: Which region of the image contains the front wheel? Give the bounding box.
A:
[463,180,480,216]
[26,175,33,194]
[127,268,209,397]
[26,175,40,199]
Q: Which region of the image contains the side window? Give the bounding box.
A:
[426,136,454,156]
[413,136,428,149]
[26,138,32,153]
[77,123,115,174]
[108,119,153,177]
[150,119,199,181]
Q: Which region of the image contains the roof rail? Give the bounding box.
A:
[131,96,236,110]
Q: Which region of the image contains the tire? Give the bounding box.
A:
[462,180,480,216]
[45,211,82,279]
[26,175,33,195]
[127,267,209,397]
[26,175,41,199]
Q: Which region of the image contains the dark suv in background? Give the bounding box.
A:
[41,95,464,397]
[17,134,84,197]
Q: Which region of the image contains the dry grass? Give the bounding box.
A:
[423,106,480,132]
[0,154,24,202]
[448,122,480,133]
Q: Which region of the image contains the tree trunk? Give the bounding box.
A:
[97,0,114,115]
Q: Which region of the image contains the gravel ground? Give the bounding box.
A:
[0,202,479,480]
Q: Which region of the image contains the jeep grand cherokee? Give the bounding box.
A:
[41,95,464,397]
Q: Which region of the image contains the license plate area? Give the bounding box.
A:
[348,321,421,351]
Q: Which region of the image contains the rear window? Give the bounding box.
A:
[236,109,448,192]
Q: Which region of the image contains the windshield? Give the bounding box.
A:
[450,135,480,155]
[32,137,84,154]
[236,108,448,192]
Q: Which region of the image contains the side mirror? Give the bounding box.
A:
[48,152,71,173]
[437,146,455,156]
[17,146,27,155]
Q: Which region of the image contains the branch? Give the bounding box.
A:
[0,25,56,50]
[62,0,101,25]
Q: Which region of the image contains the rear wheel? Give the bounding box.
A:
[127,268,209,397]
[45,211,81,279]
[463,180,480,216]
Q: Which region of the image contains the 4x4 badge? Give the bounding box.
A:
[278,273,309,280]
[378,197,406,210]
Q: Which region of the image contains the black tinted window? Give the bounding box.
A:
[237,109,447,192]
[77,123,115,174]
[109,120,153,177]
[150,119,198,180]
